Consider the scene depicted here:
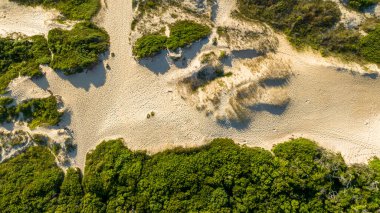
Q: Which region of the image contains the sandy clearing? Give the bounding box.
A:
[0,0,73,37]
[4,0,377,169]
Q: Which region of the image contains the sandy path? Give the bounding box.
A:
[23,0,380,169]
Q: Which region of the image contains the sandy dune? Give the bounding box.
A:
[1,0,380,169]
[0,1,73,37]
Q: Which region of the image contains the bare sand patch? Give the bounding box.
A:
[0,1,73,37]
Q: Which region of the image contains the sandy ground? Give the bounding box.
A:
[0,0,73,37]
[1,0,380,169]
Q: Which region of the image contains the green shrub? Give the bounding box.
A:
[10,0,100,20]
[0,146,64,212]
[166,20,211,50]
[16,96,63,129]
[347,0,379,11]
[133,34,168,59]
[48,22,110,75]
[0,36,50,94]
[359,24,380,63]
[0,97,15,123]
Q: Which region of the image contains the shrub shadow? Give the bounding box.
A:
[217,118,251,131]
[232,49,260,59]
[139,50,171,74]
[251,103,289,115]
[171,38,209,69]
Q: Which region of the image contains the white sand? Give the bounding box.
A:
[0,0,73,37]
[2,0,380,169]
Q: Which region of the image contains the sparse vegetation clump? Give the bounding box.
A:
[10,0,100,20]
[0,36,50,94]
[48,22,110,75]
[133,20,211,59]
[15,96,63,129]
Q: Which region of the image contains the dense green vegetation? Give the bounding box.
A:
[0,97,15,123]
[10,0,100,20]
[347,0,379,11]
[133,20,211,59]
[359,24,380,64]
[166,20,212,50]
[237,0,380,64]
[48,22,110,75]
[15,96,63,129]
[0,36,50,94]
[0,22,109,90]
[133,34,168,59]
[2,138,380,211]
[0,146,64,212]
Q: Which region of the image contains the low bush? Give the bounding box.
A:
[359,24,380,63]
[0,36,50,94]
[346,0,379,11]
[16,96,63,129]
[48,22,110,75]
[10,0,100,20]
[133,34,168,59]
[133,20,211,59]
[166,20,211,50]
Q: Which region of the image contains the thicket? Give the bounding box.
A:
[15,96,63,129]
[133,20,211,59]
[237,0,380,64]
[10,0,100,20]
[346,0,379,11]
[0,146,64,212]
[48,22,110,75]
[0,36,50,94]
[2,138,380,212]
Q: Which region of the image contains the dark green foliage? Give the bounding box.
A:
[16,96,63,129]
[166,20,212,50]
[82,138,380,212]
[48,22,110,75]
[0,36,50,94]
[0,146,64,212]
[0,97,15,123]
[2,138,380,212]
[10,0,100,20]
[133,20,211,59]
[347,0,379,11]
[359,24,380,63]
[56,168,84,212]
[133,35,168,59]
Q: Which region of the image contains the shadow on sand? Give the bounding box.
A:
[251,102,289,115]
[138,38,209,74]
[232,49,260,59]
